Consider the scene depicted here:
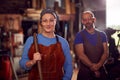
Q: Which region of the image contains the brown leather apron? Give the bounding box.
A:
[28,36,65,80]
[77,30,106,80]
[81,30,103,64]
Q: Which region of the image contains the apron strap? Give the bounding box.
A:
[55,35,59,42]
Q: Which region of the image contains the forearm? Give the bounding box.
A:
[79,53,93,68]
[75,44,93,68]
[63,51,73,80]
[63,63,73,80]
[98,52,108,67]
[26,60,36,68]
[98,42,109,67]
[90,53,108,71]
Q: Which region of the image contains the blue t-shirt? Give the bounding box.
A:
[19,34,73,80]
[74,29,108,45]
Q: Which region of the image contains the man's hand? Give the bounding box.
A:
[94,71,100,78]
[90,63,101,71]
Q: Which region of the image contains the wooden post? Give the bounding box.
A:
[65,0,71,14]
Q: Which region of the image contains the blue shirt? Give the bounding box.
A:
[74,29,108,45]
[19,34,73,80]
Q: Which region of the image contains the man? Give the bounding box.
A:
[74,11,109,80]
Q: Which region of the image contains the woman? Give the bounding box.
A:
[19,8,73,80]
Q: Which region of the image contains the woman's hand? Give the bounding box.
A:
[33,52,42,61]
[26,52,42,67]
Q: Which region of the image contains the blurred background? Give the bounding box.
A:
[0,0,120,80]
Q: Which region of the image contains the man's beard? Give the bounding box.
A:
[85,24,93,30]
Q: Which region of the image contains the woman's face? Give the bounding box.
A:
[41,13,56,33]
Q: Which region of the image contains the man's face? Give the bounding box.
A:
[82,13,95,29]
